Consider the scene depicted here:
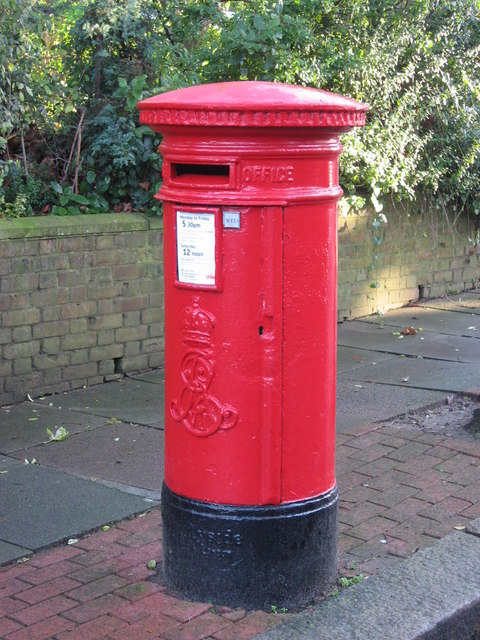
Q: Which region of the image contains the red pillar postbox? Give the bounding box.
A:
[138,82,367,609]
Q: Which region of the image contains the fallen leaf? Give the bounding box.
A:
[28,417,38,421]
[47,426,69,442]
[401,326,417,336]
[147,560,157,570]
[138,181,150,191]
[454,524,466,531]
[67,538,79,545]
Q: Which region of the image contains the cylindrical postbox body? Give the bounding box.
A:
[138,82,367,609]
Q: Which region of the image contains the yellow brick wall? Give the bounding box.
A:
[337,205,480,321]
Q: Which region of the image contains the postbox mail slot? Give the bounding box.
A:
[171,162,231,187]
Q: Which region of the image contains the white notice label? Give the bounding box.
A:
[176,211,216,286]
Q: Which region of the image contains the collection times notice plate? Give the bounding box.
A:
[176,211,216,286]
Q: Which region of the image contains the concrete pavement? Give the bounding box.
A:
[1,292,480,638]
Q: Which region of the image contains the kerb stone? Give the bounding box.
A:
[256,532,480,640]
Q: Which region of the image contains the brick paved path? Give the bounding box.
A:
[0,511,285,640]
[1,423,479,640]
[338,421,480,577]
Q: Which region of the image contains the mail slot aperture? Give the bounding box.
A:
[170,162,231,187]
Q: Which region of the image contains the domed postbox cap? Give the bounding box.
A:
[138,81,368,130]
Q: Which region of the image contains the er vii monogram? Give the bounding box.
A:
[170,298,239,437]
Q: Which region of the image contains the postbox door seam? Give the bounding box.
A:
[259,206,283,505]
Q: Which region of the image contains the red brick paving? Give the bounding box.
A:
[1,425,480,639]
[337,422,480,574]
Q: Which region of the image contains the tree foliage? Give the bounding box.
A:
[0,0,478,217]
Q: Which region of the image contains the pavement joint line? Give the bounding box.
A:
[32,393,165,429]
[339,378,472,395]
[422,310,480,318]
[35,402,161,428]
[338,345,478,364]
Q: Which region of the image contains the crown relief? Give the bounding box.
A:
[182,297,216,347]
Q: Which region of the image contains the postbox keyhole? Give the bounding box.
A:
[258,326,264,336]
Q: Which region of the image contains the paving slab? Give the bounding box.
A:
[358,305,480,337]
[12,421,164,495]
[36,376,164,428]
[420,292,480,314]
[337,346,396,373]
[132,370,164,385]
[340,356,480,393]
[338,320,480,362]
[256,531,480,640]
[336,380,446,432]
[0,456,152,552]
[0,540,31,565]
[0,402,107,454]
[466,517,480,538]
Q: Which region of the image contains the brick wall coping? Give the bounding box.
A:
[0,213,162,240]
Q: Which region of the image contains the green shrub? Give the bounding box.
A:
[1,0,478,218]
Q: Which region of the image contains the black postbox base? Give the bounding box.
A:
[160,483,338,611]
